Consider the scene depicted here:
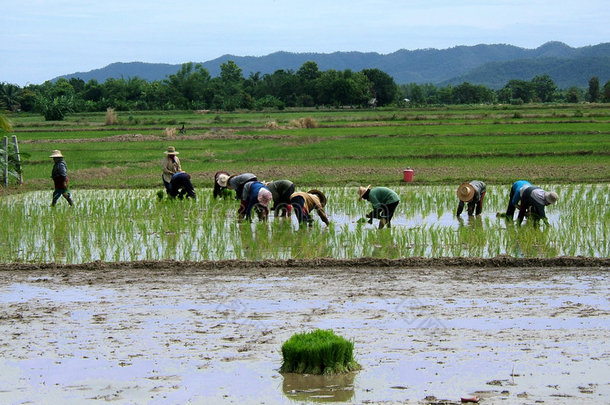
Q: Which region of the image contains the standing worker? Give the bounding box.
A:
[456,180,486,216]
[517,186,558,226]
[358,185,399,229]
[499,180,532,220]
[290,189,329,227]
[162,146,181,195]
[49,149,73,206]
[265,179,295,218]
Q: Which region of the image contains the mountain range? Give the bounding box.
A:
[56,41,610,89]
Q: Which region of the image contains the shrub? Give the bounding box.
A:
[280,329,360,375]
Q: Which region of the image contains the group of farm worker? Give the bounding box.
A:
[456,180,558,225]
[48,147,558,227]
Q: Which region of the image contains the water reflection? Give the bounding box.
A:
[282,372,356,402]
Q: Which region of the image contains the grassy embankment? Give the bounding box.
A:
[4,104,609,191]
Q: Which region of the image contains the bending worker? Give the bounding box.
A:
[290,189,329,227]
[358,185,400,229]
[456,180,486,216]
[265,179,295,218]
[517,186,558,226]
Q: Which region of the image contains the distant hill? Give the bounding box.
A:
[55,42,610,88]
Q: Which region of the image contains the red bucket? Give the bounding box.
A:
[403,168,414,182]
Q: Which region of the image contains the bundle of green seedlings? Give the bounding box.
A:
[280,329,361,375]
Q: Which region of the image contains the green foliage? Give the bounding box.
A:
[37,96,73,121]
[280,329,360,375]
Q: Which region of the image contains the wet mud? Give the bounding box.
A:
[0,261,608,404]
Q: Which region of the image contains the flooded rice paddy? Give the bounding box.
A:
[0,265,608,404]
[1,184,608,263]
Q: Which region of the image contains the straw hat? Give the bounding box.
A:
[308,189,327,207]
[49,150,64,158]
[457,182,475,202]
[545,191,558,205]
[165,146,179,155]
[257,188,272,207]
[357,185,371,201]
[217,173,229,187]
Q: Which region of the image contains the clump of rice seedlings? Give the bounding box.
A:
[280,329,360,375]
[156,190,165,201]
[105,108,118,125]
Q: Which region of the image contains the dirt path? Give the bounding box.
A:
[0,263,608,404]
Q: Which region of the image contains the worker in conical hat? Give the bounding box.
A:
[456,180,486,217]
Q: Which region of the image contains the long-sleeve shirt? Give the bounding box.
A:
[456,180,486,216]
[229,173,257,200]
[290,192,329,225]
[161,156,181,183]
[243,181,268,220]
[266,180,294,204]
[368,187,400,212]
[511,180,531,206]
[51,159,68,179]
[518,186,547,224]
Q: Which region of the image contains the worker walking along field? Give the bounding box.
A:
[358,185,399,229]
[49,150,73,207]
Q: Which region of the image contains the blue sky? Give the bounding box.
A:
[2,0,609,86]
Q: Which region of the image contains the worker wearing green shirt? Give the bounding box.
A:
[358,185,400,229]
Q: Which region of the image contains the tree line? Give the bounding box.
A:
[1,61,609,120]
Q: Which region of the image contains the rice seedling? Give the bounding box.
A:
[280,329,360,375]
[0,185,607,263]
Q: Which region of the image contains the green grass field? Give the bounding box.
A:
[4,104,609,190]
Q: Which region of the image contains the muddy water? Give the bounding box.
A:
[0,265,608,404]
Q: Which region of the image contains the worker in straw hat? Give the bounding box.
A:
[358,185,400,229]
[161,146,181,195]
[241,180,273,221]
[456,180,486,217]
[516,185,558,226]
[213,171,231,199]
[290,189,329,227]
[49,149,73,206]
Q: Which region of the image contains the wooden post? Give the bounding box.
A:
[2,136,7,187]
[12,135,22,185]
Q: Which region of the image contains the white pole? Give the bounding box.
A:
[12,135,22,185]
[2,136,7,187]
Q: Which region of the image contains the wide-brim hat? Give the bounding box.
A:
[357,185,371,201]
[49,149,63,158]
[165,146,179,155]
[217,173,229,187]
[457,182,475,202]
[308,189,327,207]
[545,191,558,205]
